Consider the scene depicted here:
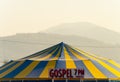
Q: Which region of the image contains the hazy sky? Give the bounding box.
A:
[0,0,120,36]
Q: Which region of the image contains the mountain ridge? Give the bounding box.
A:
[45,22,120,44]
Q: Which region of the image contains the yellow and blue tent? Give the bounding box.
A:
[0,42,120,82]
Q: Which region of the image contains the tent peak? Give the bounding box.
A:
[59,42,65,46]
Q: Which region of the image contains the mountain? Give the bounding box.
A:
[0,33,120,66]
[45,22,120,44]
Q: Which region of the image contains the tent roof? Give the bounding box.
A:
[20,42,105,61]
[0,42,120,80]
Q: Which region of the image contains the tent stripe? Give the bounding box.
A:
[50,47,62,60]
[76,48,120,77]
[64,45,77,60]
[0,61,24,78]
[75,61,93,78]
[3,60,32,78]
[0,61,18,73]
[96,60,120,77]
[78,48,107,60]
[55,47,66,68]
[65,45,94,78]
[0,61,13,70]
[91,60,116,78]
[74,48,99,60]
[73,47,106,60]
[47,47,61,60]
[58,45,65,59]
[28,47,55,60]
[107,60,120,68]
[30,46,59,60]
[64,47,76,69]
[83,60,107,78]
[15,61,40,78]
[35,45,60,59]
[21,43,59,60]
[74,48,108,78]
[39,60,56,78]
[55,60,66,69]
[66,45,90,60]
[68,46,87,60]
[26,61,48,78]
[39,48,61,78]
[103,60,120,72]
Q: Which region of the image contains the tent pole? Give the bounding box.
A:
[52,79,54,82]
[109,79,111,82]
[96,79,97,82]
[66,79,68,82]
[82,79,84,82]
[80,79,82,82]
[81,79,83,82]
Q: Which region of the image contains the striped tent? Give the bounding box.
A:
[0,42,120,82]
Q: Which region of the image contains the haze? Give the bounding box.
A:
[0,0,120,36]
